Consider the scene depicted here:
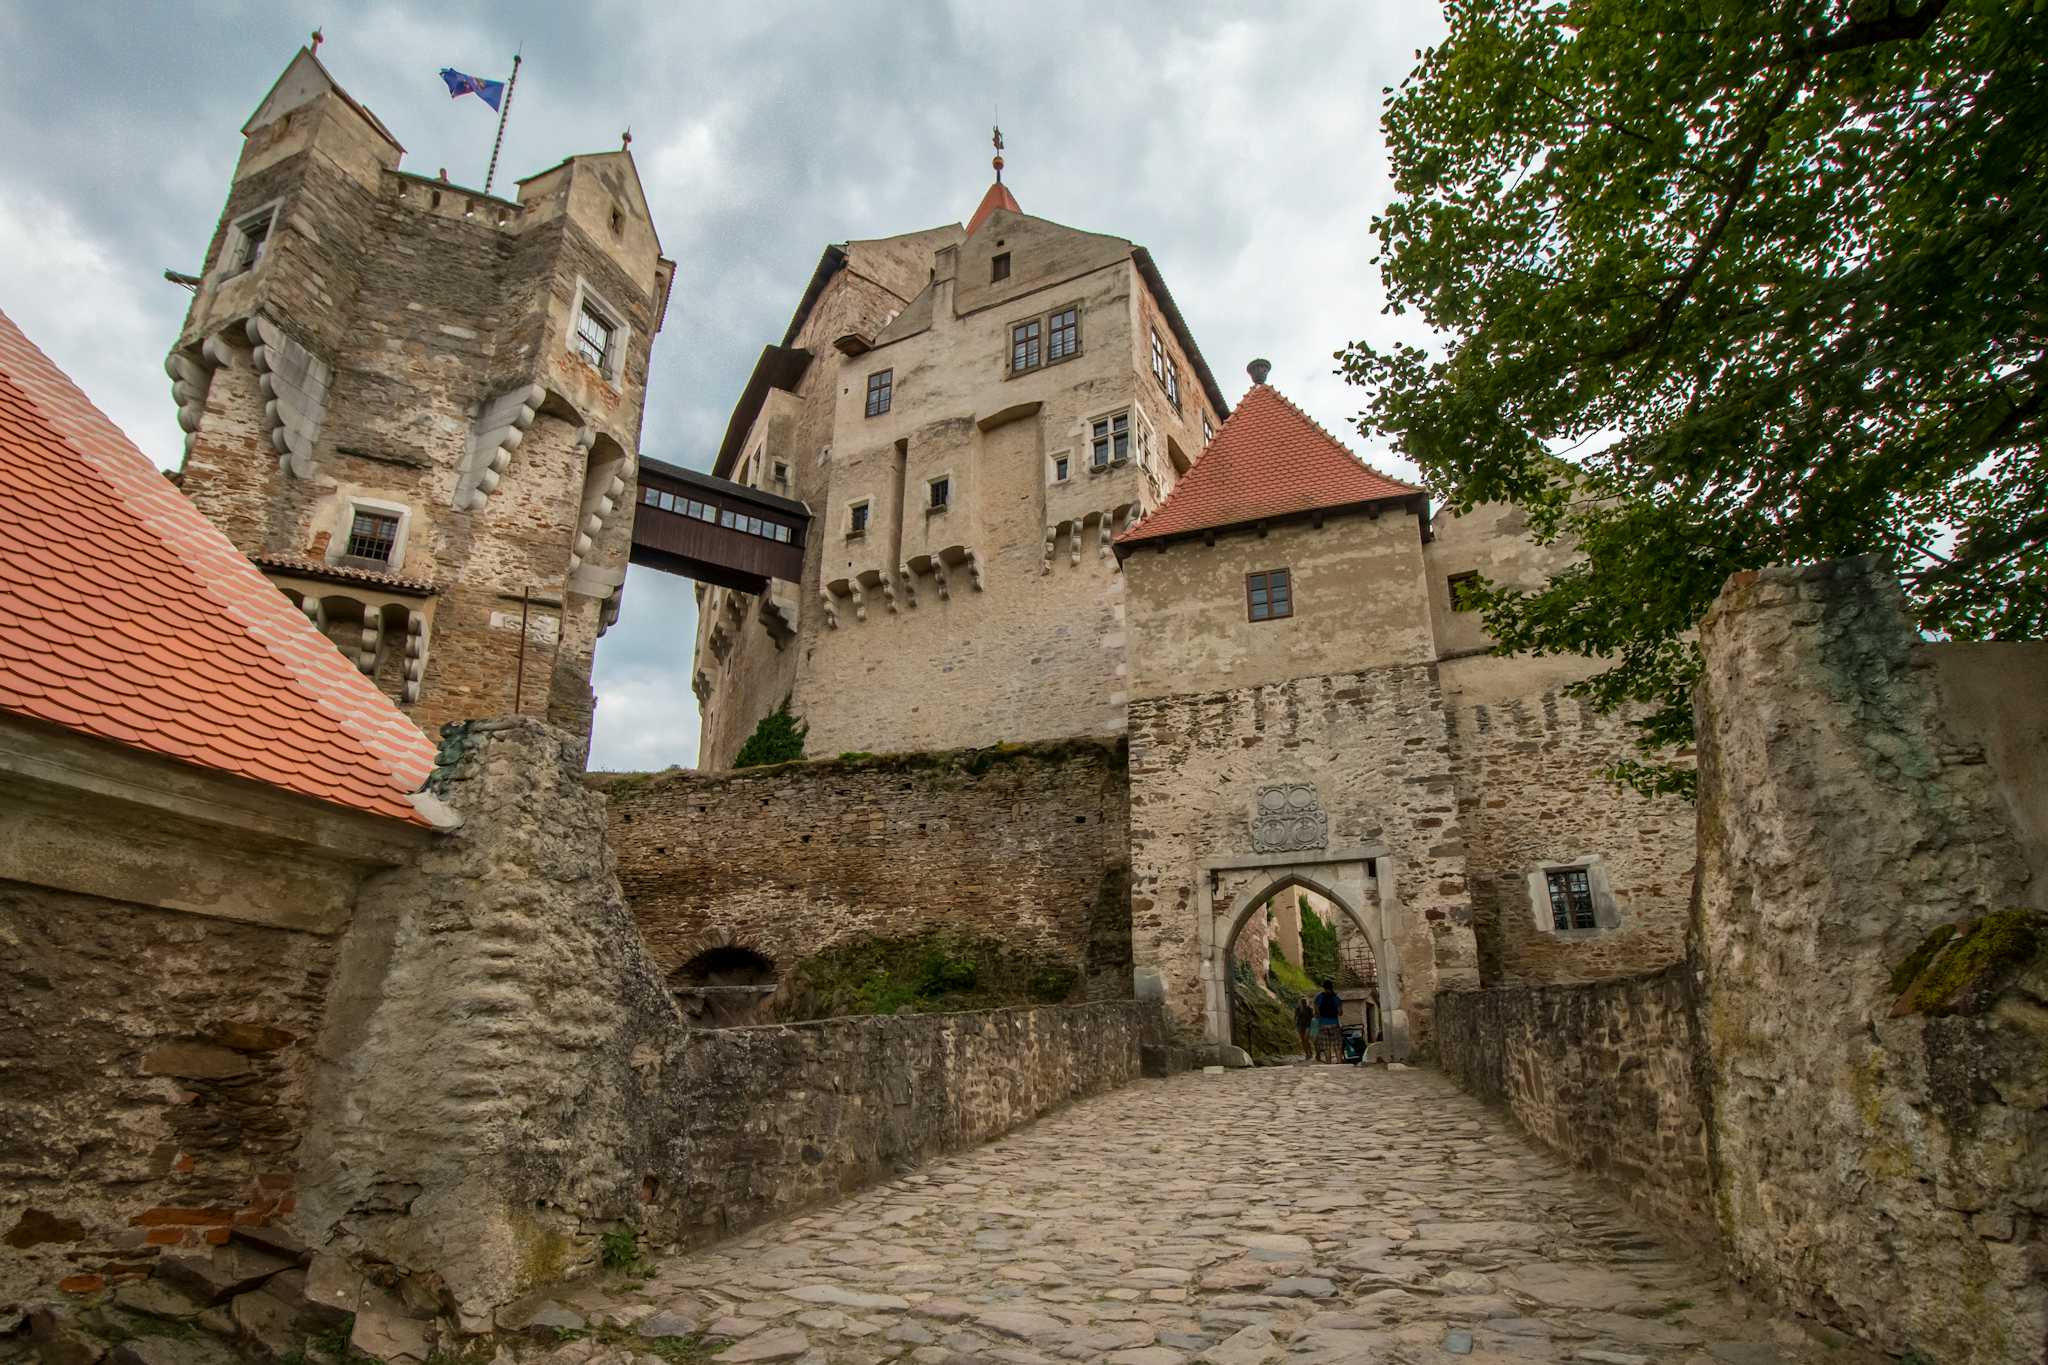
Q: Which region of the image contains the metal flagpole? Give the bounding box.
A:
[482,51,522,195]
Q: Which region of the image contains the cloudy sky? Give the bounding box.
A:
[0,1,1445,771]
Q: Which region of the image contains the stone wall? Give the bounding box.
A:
[596,739,1132,1001]
[0,883,334,1303]
[303,719,1148,1335]
[672,1003,1144,1248]
[1433,965,1712,1238]
[1441,652,1696,986]
[1693,560,2046,1365]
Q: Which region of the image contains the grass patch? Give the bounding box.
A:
[600,1224,648,1275]
[786,931,1081,1021]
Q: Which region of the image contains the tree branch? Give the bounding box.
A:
[1777,0,1952,63]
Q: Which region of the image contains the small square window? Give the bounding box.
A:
[773,461,790,486]
[929,477,950,510]
[656,491,674,512]
[849,502,870,535]
[866,369,892,417]
[1246,568,1293,622]
[697,503,716,523]
[1048,308,1079,361]
[1546,868,1597,930]
[1448,571,1482,612]
[991,252,1011,282]
[346,509,400,564]
[641,486,659,506]
[1053,455,1069,483]
[720,509,737,529]
[1012,319,1042,373]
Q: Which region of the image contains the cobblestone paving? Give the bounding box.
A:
[519,1065,1879,1365]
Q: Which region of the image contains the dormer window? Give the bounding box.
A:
[991,252,1011,282]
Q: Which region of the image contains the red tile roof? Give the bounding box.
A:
[1119,383,1422,546]
[254,554,437,597]
[966,181,1021,236]
[0,308,440,826]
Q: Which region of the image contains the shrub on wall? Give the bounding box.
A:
[1299,898,1339,984]
[785,931,1079,1021]
[734,696,807,768]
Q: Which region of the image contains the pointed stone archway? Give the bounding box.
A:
[1194,847,1409,1058]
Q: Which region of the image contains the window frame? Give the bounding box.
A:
[568,278,631,386]
[1448,570,1482,612]
[1245,568,1293,622]
[1202,414,1215,445]
[865,369,893,418]
[330,496,412,572]
[847,498,871,537]
[1010,317,1043,374]
[1150,329,1167,383]
[1047,306,1080,362]
[927,474,951,512]
[221,201,283,279]
[1526,858,1622,936]
[1051,452,1070,484]
[991,251,1011,282]
[1089,410,1134,470]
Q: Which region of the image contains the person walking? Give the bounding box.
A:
[1313,979,1343,1063]
[1293,995,1315,1061]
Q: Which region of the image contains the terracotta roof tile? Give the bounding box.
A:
[1118,383,1422,546]
[0,307,439,826]
[966,181,1021,236]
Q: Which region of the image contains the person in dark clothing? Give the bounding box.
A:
[1293,996,1315,1060]
[1313,979,1343,1062]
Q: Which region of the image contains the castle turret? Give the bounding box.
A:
[169,44,674,755]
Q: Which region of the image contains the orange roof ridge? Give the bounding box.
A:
[966,181,1020,236]
[1118,381,1422,547]
[0,308,441,826]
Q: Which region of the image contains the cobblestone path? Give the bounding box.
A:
[520,1065,1876,1365]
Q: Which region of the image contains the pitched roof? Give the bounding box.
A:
[1118,382,1422,547]
[966,180,1021,235]
[0,308,441,826]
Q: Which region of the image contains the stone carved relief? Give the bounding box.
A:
[1251,783,1329,854]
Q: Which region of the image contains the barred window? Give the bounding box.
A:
[865,369,893,417]
[1546,868,1597,930]
[1048,308,1079,361]
[849,501,870,535]
[1246,569,1292,622]
[1012,319,1042,373]
[346,509,400,564]
[929,476,950,510]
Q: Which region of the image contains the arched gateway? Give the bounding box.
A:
[1197,848,1410,1057]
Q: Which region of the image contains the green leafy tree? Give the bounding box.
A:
[1299,898,1340,984]
[733,696,807,768]
[1343,0,2048,795]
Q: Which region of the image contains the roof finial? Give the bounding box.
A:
[310,28,324,55]
[621,127,632,151]
[1248,358,1272,385]
[992,124,1005,184]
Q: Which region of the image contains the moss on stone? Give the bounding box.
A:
[1892,910,2043,1016]
[1887,923,1956,996]
[786,930,1081,1021]
[510,1212,573,1290]
[589,734,1127,790]
[1230,959,1301,1059]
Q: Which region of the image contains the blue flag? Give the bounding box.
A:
[439,68,505,112]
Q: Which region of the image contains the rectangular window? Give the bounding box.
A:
[1203,415,1215,444]
[656,491,674,512]
[1092,420,1111,469]
[773,461,790,486]
[574,302,615,372]
[1048,308,1079,361]
[991,252,1011,281]
[345,509,400,564]
[720,510,737,529]
[641,486,659,506]
[1448,571,1482,612]
[1165,361,1180,410]
[1053,455,1069,483]
[697,503,717,523]
[1011,318,1042,373]
[1246,568,1293,622]
[1150,329,1166,382]
[929,477,950,510]
[775,524,791,543]
[230,208,273,274]
[865,369,893,417]
[1112,412,1130,463]
[849,501,870,535]
[1546,868,1597,931]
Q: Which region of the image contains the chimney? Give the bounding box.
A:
[1247,358,1272,385]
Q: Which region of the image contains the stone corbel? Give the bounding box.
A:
[848,581,868,623]
[1042,527,1056,575]
[402,611,429,703]
[164,332,236,463]
[357,612,381,675]
[819,589,840,630]
[568,430,631,572]
[299,595,325,632]
[898,565,919,609]
[964,548,984,591]
[1098,511,1115,559]
[931,558,950,601]
[246,314,331,480]
[455,384,544,512]
[598,585,624,639]
[1070,520,1082,568]
[759,583,798,643]
[692,669,712,702]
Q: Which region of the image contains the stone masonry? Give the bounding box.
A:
[596,739,1133,1004]
[172,48,671,755]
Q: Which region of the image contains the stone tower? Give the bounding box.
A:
[692,169,1227,767]
[169,45,673,755]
